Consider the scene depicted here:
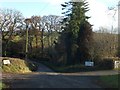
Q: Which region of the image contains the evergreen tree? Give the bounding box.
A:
[76,21,93,63]
[60,0,92,65]
[61,0,90,40]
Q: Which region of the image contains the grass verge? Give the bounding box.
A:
[0,82,7,89]
[99,74,119,88]
[1,57,39,73]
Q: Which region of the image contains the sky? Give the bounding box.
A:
[0,0,119,31]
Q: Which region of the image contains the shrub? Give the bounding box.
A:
[96,58,114,70]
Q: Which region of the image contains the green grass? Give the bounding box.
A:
[1,57,39,73]
[99,74,119,88]
[114,67,120,70]
[0,82,6,89]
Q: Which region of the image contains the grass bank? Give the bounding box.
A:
[1,57,39,73]
[99,74,119,88]
[0,82,7,90]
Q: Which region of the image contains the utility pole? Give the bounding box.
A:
[24,18,31,60]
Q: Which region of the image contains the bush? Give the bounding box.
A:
[96,58,114,70]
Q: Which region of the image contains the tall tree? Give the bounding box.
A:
[77,21,93,63]
[61,0,92,64]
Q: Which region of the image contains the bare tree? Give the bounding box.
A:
[93,27,118,59]
[42,15,62,48]
[0,8,24,56]
[31,16,41,49]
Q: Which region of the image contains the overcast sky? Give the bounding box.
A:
[0,0,119,31]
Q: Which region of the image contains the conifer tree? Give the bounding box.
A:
[61,0,93,64]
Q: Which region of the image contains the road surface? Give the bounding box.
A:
[2,63,118,88]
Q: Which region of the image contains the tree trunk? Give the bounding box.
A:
[65,32,73,65]
[41,28,44,57]
[35,35,38,49]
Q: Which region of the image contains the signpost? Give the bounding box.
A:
[85,61,94,66]
[3,60,11,65]
[114,61,120,69]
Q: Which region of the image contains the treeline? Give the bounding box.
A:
[0,0,119,66]
[0,9,62,59]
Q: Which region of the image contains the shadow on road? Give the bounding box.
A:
[2,63,119,88]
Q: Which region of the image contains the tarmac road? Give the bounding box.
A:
[2,63,118,89]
